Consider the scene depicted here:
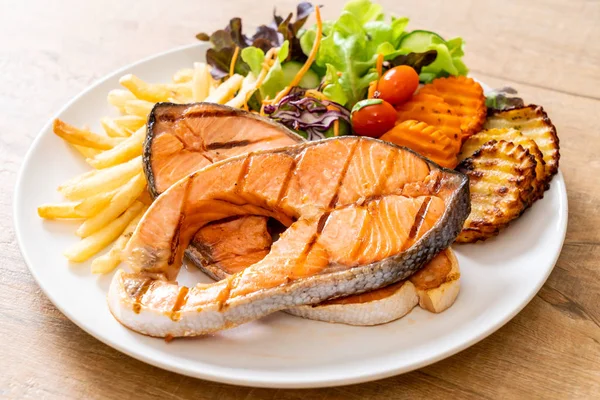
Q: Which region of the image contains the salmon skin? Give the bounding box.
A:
[109,136,470,337]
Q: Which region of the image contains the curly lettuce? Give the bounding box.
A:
[299,0,468,107]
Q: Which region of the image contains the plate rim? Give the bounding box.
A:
[13,42,569,388]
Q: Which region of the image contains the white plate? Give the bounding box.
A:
[14,43,568,388]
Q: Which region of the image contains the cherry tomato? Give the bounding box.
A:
[377,65,420,105]
[351,99,397,138]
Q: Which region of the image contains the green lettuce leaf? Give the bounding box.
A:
[259,41,290,99]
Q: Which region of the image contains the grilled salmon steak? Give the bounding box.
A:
[145,103,463,326]
[109,135,469,337]
[145,102,303,281]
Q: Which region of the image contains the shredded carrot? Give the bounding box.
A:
[376,53,384,78]
[270,6,322,105]
[374,53,384,94]
[229,46,240,77]
[333,120,340,136]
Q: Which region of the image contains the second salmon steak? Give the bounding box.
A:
[108,136,470,337]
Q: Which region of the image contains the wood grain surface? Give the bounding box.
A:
[2,0,599,398]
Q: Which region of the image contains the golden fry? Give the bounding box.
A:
[58,156,142,200]
[192,62,211,102]
[38,202,86,219]
[124,99,155,118]
[107,89,136,111]
[91,205,147,274]
[87,126,145,169]
[173,68,194,83]
[226,73,258,108]
[73,189,117,217]
[64,201,144,263]
[53,119,121,150]
[120,74,191,103]
[72,144,102,159]
[76,173,146,237]
[205,74,244,104]
[101,117,131,137]
[112,115,146,133]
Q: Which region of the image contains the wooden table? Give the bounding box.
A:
[2,0,599,398]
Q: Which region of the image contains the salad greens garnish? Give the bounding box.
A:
[298,0,467,107]
[485,87,525,111]
[196,2,314,79]
[196,0,471,135]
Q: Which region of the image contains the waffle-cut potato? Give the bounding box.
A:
[459,128,546,204]
[419,76,486,141]
[484,105,559,185]
[456,140,537,243]
[380,120,458,169]
[396,93,462,154]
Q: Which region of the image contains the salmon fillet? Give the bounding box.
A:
[110,134,469,337]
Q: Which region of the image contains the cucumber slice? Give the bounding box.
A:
[281,61,321,89]
[399,30,445,52]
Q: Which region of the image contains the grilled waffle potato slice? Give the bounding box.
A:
[456,140,537,243]
[396,93,462,154]
[458,128,546,204]
[484,105,559,185]
[419,76,487,141]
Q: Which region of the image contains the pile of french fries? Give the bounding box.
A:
[37,62,252,274]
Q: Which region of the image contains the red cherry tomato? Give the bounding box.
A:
[377,65,420,105]
[351,99,397,138]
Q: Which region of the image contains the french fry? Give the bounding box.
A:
[226,73,258,108]
[75,173,146,238]
[101,117,131,137]
[124,99,155,118]
[38,202,86,219]
[72,144,102,159]
[90,205,148,274]
[58,168,99,191]
[59,156,142,200]
[53,119,121,150]
[192,62,211,102]
[73,188,118,217]
[112,115,146,133]
[87,126,145,169]
[107,89,137,112]
[120,74,191,103]
[173,68,194,83]
[205,74,244,104]
[64,201,144,262]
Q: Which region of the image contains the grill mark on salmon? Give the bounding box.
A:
[131,278,152,314]
[168,179,191,266]
[112,135,469,337]
[409,197,432,239]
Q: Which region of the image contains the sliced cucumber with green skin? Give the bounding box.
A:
[399,30,445,52]
[281,61,321,89]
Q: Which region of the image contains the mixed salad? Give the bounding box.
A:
[197,0,477,140]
